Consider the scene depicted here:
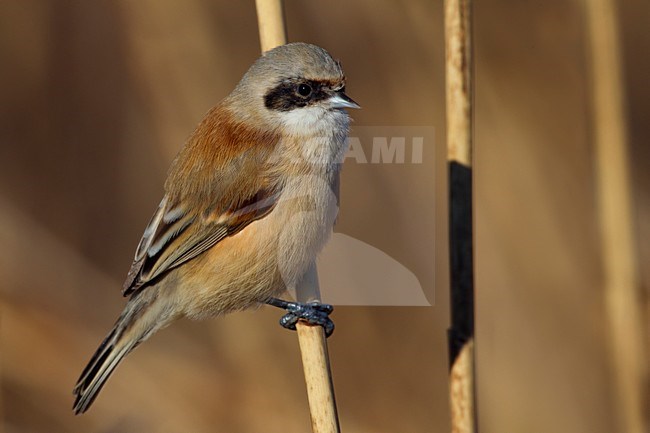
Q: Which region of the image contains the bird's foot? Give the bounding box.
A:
[265,298,335,337]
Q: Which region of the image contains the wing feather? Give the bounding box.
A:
[122,105,282,296]
[122,187,280,296]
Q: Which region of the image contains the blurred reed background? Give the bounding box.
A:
[0,1,648,432]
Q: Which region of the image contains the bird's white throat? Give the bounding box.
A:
[279,106,350,167]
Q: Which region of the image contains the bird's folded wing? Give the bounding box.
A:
[122,187,280,296]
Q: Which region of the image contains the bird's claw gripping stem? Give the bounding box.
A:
[266,298,335,337]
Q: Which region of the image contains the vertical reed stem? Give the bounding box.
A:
[254,0,287,52]
[444,0,478,432]
[295,264,341,433]
[585,1,647,432]
[254,2,341,432]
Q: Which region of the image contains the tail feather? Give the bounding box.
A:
[73,327,117,395]
[73,322,138,414]
[73,290,173,414]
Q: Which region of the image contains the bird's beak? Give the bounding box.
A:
[330,91,361,109]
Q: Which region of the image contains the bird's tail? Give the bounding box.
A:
[73,289,175,414]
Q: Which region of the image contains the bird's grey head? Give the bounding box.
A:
[227,42,359,132]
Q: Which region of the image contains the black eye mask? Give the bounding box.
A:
[264,78,333,112]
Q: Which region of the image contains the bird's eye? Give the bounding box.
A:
[297,83,312,97]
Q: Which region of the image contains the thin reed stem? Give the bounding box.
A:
[584,1,647,432]
[254,3,341,432]
[444,0,478,431]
